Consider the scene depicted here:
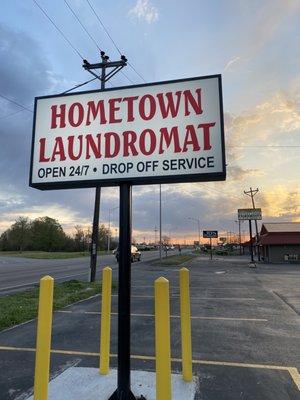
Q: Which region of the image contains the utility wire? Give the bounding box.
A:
[33,0,84,60]
[64,0,135,86]
[85,0,147,83]
[64,0,102,52]
[0,109,27,120]
[120,71,135,85]
[228,145,300,148]
[127,62,146,83]
[85,0,122,55]
[61,77,98,94]
[0,93,33,113]
[199,184,241,200]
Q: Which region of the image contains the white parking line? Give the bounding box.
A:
[56,310,266,322]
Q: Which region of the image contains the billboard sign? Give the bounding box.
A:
[238,208,262,220]
[30,75,226,190]
[203,230,218,238]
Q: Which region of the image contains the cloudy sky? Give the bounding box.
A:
[0,0,299,243]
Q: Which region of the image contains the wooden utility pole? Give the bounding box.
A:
[83,51,127,282]
[244,187,261,261]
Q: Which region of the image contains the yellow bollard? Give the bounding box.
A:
[34,276,54,400]
[155,277,172,400]
[180,267,193,381]
[99,266,112,375]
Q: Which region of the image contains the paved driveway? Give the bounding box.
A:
[0,256,299,399]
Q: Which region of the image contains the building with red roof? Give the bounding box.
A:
[260,222,300,263]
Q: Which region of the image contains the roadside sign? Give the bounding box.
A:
[203,230,218,238]
[238,208,262,220]
[30,75,226,190]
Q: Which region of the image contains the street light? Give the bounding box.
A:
[188,217,201,246]
[108,206,119,252]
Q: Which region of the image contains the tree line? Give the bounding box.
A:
[0,216,117,252]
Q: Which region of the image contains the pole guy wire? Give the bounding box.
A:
[61,76,98,94]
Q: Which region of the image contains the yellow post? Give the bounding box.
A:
[99,266,112,375]
[155,277,172,400]
[34,276,54,400]
[180,267,193,381]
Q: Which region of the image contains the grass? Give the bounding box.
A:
[0,251,110,259]
[152,253,196,266]
[0,279,116,332]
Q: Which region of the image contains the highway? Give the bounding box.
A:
[0,249,179,295]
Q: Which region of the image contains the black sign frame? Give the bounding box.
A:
[29,74,226,190]
[203,230,218,238]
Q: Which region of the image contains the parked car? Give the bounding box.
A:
[115,245,141,263]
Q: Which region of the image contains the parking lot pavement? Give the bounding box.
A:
[0,256,299,399]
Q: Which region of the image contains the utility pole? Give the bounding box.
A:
[83,51,127,282]
[244,187,261,261]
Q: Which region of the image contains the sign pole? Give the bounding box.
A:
[109,182,136,400]
[249,219,254,262]
[159,184,162,262]
[210,237,213,260]
[238,220,242,255]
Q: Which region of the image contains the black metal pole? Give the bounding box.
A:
[249,219,254,262]
[109,183,136,400]
[239,220,242,255]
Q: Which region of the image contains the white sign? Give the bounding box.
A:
[30,75,225,189]
[238,208,262,220]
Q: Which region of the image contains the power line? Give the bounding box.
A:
[0,93,33,113]
[64,0,135,87]
[0,109,26,120]
[199,184,241,200]
[64,0,102,52]
[61,76,98,94]
[33,0,84,60]
[228,145,300,148]
[85,0,122,55]
[85,0,147,83]
[127,61,146,83]
[120,71,135,85]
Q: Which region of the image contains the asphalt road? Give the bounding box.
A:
[0,249,186,295]
[0,255,299,399]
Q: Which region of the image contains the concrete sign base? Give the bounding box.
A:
[27,367,198,400]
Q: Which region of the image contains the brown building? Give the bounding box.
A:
[260,222,300,263]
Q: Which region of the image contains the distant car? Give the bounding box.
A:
[215,248,229,256]
[115,245,141,263]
